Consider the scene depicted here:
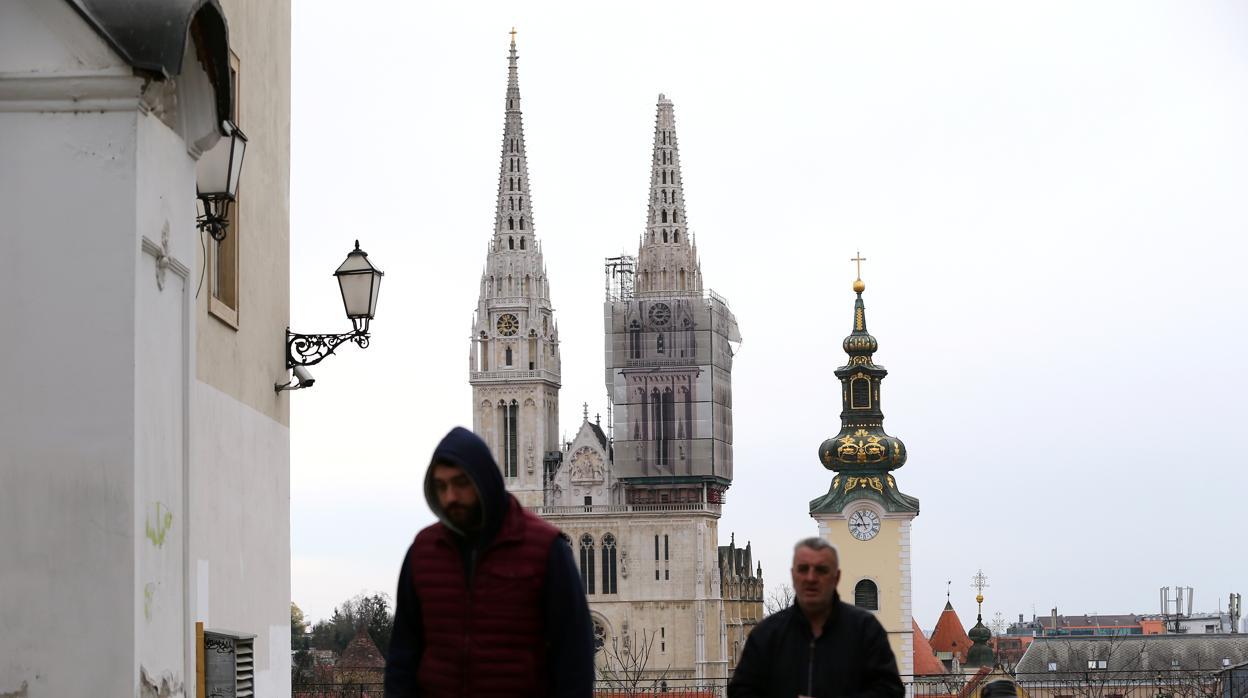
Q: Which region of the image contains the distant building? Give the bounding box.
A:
[1013,636,1248,679]
[808,273,921,675]
[336,627,385,686]
[931,601,974,671]
[465,35,759,683]
[1007,612,1164,637]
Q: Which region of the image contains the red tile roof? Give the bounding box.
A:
[930,601,972,662]
[914,618,947,675]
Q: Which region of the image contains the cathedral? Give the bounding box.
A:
[466,35,763,683]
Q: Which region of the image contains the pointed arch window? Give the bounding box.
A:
[672,210,678,223]
[508,218,515,231]
[661,210,668,223]
[520,237,526,250]
[652,387,674,467]
[508,236,515,249]
[580,534,596,595]
[500,399,519,477]
[505,346,513,367]
[674,231,680,243]
[854,579,879,610]
[601,534,618,594]
[662,231,668,243]
[520,217,526,230]
[629,320,642,359]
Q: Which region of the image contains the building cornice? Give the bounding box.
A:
[0,72,144,112]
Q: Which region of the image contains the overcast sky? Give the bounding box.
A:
[288,1,1248,628]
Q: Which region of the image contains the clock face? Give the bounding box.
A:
[496,313,519,336]
[648,302,672,326]
[848,509,881,541]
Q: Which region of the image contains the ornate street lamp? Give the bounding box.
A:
[196,120,248,242]
[278,241,384,391]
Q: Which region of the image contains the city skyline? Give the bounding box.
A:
[288,2,1248,625]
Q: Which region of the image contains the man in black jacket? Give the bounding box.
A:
[728,537,904,698]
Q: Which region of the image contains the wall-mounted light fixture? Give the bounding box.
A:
[278,241,384,391]
[196,120,248,242]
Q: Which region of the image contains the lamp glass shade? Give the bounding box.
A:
[196,121,248,199]
[334,242,383,320]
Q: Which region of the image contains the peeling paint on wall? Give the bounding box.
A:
[0,680,29,698]
[143,582,156,621]
[144,501,173,547]
[139,666,183,698]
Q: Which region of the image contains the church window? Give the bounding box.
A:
[672,210,678,223]
[629,321,641,359]
[854,579,879,610]
[674,231,680,243]
[662,231,667,243]
[505,346,513,366]
[501,400,519,477]
[508,235,514,249]
[509,218,515,231]
[520,217,526,230]
[580,534,596,595]
[656,333,665,354]
[850,377,872,409]
[654,535,660,560]
[662,171,668,184]
[518,197,523,209]
[661,210,668,223]
[678,269,686,290]
[601,534,618,594]
[509,197,515,211]
[520,237,526,250]
[664,534,670,561]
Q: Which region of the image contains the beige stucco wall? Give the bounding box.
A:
[818,507,916,677]
[196,0,291,427]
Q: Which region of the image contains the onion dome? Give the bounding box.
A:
[818,276,907,473]
[966,593,995,668]
[810,269,919,515]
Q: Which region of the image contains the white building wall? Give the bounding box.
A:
[0,1,291,695]
[0,5,145,695]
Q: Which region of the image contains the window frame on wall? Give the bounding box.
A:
[208,50,242,328]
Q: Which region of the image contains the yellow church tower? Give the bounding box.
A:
[810,257,920,676]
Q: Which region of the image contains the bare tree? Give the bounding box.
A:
[764,584,795,616]
[597,627,670,695]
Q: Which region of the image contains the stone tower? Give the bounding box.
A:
[605,94,739,495]
[469,34,561,508]
[810,269,921,676]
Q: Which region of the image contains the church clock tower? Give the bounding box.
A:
[810,262,920,676]
[469,32,561,507]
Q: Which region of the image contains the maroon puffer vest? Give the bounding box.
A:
[409,495,560,697]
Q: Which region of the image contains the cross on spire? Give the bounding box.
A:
[851,250,867,280]
[970,569,989,596]
[583,402,589,422]
[509,27,517,44]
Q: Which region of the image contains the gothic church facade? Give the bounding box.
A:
[468,37,762,683]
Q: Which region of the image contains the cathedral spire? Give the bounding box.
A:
[495,29,535,245]
[636,94,702,295]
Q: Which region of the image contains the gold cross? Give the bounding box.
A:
[510,27,517,43]
[851,250,866,279]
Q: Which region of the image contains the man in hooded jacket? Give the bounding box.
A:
[384,427,594,697]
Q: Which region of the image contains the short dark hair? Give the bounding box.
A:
[793,537,839,565]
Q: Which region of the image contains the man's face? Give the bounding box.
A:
[791,545,840,612]
[431,463,481,530]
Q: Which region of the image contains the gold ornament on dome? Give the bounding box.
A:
[850,355,871,366]
[844,476,884,494]
[836,428,888,464]
[887,475,895,489]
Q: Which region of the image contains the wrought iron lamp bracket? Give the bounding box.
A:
[286,328,370,368]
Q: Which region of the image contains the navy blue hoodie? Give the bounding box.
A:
[384,427,594,697]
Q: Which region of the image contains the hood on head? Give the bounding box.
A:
[424,426,507,537]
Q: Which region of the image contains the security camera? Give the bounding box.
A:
[275,366,315,392]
